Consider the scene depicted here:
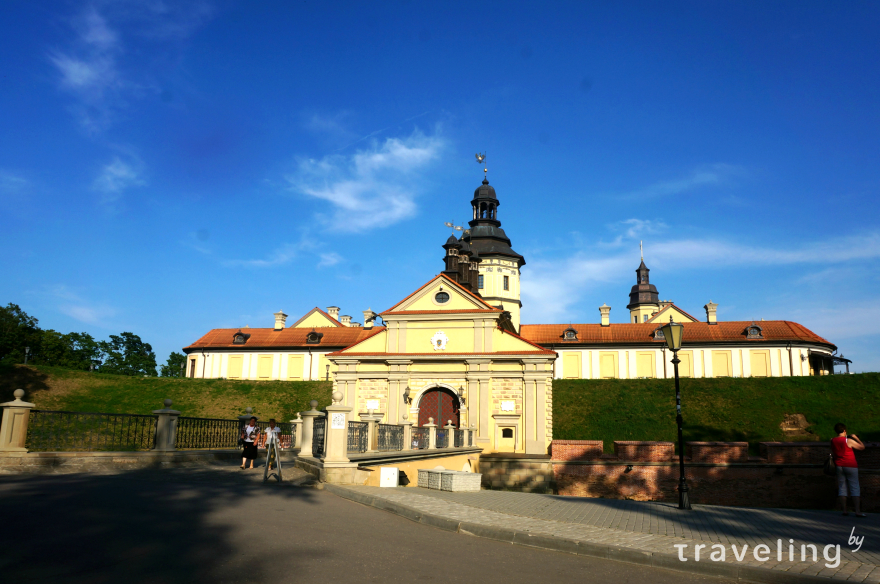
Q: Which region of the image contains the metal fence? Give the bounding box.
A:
[411,427,428,449]
[468,430,474,446]
[348,421,369,453]
[254,421,295,449]
[176,417,240,449]
[26,410,158,452]
[435,429,449,449]
[312,416,326,457]
[454,429,465,447]
[377,423,403,451]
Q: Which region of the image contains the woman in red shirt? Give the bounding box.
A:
[832,422,866,517]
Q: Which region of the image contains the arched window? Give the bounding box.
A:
[502,428,513,438]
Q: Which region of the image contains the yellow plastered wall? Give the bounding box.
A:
[396,282,483,312]
[294,311,340,328]
[493,329,541,352]
[678,350,694,378]
[341,330,386,354]
[317,354,335,381]
[228,355,243,379]
[257,355,273,378]
[636,352,655,378]
[287,355,303,379]
[655,306,699,323]
[750,350,771,377]
[407,323,474,353]
[630,305,659,323]
[599,352,617,379]
[563,352,581,378]
[712,351,732,377]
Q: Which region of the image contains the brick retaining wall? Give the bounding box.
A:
[485,440,880,511]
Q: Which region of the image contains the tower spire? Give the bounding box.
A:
[640,240,643,261]
[475,152,487,179]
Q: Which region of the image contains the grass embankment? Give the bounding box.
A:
[0,365,332,422]
[553,373,880,452]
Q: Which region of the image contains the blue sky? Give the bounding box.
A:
[2,1,879,372]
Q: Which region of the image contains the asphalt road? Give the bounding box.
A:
[0,469,735,584]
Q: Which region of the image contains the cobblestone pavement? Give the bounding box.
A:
[337,486,880,582]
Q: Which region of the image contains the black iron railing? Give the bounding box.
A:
[26,410,158,452]
[435,429,449,449]
[312,416,326,457]
[176,417,240,449]
[454,429,465,447]
[412,427,428,449]
[377,423,403,451]
[468,430,474,446]
[255,421,295,449]
[348,421,369,453]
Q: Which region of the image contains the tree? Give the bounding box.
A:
[0,303,42,365]
[39,330,104,370]
[99,332,158,376]
[160,351,187,377]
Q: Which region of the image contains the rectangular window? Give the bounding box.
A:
[678,351,693,378]
[636,352,654,378]
[189,359,196,378]
[563,352,581,378]
[712,351,732,377]
[599,352,617,379]
[287,355,303,380]
[478,274,484,289]
[643,314,648,322]
[257,355,273,378]
[750,350,770,377]
[503,275,509,290]
[227,355,243,379]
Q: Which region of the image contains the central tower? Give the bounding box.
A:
[462,177,525,330]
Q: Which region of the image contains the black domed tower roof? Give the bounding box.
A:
[626,260,659,310]
[462,178,525,266]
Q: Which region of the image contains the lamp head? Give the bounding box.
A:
[660,317,684,351]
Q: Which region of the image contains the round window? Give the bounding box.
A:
[435,292,450,304]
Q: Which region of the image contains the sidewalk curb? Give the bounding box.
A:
[324,485,836,584]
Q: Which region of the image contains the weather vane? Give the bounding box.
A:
[475,152,487,179]
[444,221,464,236]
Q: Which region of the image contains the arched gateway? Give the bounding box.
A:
[418,387,460,428]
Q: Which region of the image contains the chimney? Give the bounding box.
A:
[273,310,288,331]
[704,300,718,325]
[327,306,340,321]
[363,308,377,329]
[599,304,611,327]
[340,315,352,327]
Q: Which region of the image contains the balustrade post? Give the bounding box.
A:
[360,408,380,452]
[290,414,303,455]
[470,424,478,447]
[0,389,35,452]
[401,414,413,451]
[425,417,437,449]
[320,391,359,483]
[444,420,455,448]
[152,399,181,452]
[299,400,321,457]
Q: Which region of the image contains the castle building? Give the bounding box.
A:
[183,175,841,453]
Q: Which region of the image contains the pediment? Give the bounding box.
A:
[383,274,497,314]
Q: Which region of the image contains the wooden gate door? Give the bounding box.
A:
[417,388,460,428]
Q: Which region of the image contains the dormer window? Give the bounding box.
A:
[563,327,578,341]
[306,330,324,344]
[653,327,665,341]
[746,323,764,339]
[232,331,250,344]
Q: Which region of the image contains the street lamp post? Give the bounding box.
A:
[659,316,691,510]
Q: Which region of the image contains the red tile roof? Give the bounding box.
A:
[519,321,834,348]
[184,326,385,350]
[325,351,554,357]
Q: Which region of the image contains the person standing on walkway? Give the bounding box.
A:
[831,422,866,517]
[264,419,282,471]
[241,417,260,469]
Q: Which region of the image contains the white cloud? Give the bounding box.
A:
[0,170,29,194]
[286,130,447,232]
[317,252,343,268]
[223,231,317,268]
[92,157,145,204]
[521,230,880,324]
[616,164,744,200]
[46,285,117,326]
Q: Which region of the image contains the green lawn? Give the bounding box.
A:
[0,364,332,422]
[553,373,880,452]
[4,365,878,452]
